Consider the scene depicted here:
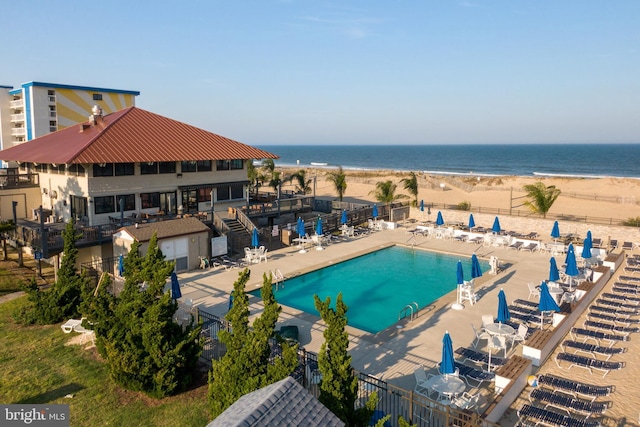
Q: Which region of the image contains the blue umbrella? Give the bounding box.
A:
[492,216,501,234]
[316,216,323,235]
[468,213,476,230]
[340,209,348,225]
[420,199,425,212]
[117,254,125,277]
[549,257,560,282]
[436,211,444,226]
[297,217,305,237]
[228,291,234,311]
[581,232,592,260]
[497,289,510,323]
[252,227,260,248]
[551,221,560,241]
[170,271,181,300]
[440,331,455,375]
[565,244,579,275]
[456,260,464,285]
[538,281,561,317]
[372,204,379,219]
[471,254,483,279]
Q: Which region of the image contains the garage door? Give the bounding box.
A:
[160,237,189,272]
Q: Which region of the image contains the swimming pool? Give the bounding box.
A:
[256,246,488,334]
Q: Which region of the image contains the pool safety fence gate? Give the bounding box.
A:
[195,305,497,427]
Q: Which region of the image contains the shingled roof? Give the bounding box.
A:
[119,217,211,242]
[207,377,344,427]
[0,107,278,165]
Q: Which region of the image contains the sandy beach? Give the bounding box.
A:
[281,167,640,244]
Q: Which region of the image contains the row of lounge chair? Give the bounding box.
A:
[554,352,625,377]
[529,388,611,416]
[518,403,602,427]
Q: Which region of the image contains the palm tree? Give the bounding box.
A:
[289,169,313,195]
[369,180,409,204]
[522,182,561,218]
[326,166,347,202]
[400,172,419,207]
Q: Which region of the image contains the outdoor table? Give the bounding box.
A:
[484,323,515,337]
[548,287,564,304]
[423,374,466,404]
[292,237,311,253]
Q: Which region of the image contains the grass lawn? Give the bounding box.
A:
[0,296,211,427]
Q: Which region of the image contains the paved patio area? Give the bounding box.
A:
[177,221,550,398]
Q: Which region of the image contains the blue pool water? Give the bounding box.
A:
[256,246,488,334]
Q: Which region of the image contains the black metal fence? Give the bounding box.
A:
[193,305,497,427]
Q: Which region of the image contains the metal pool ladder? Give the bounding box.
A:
[398,301,419,322]
[272,269,285,290]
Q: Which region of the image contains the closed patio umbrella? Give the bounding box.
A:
[297,217,305,237]
[316,216,323,235]
[341,209,348,225]
[471,254,482,279]
[228,290,234,311]
[436,211,444,227]
[252,228,260,249]
[549,257,560,282]
[117,254,125,277]
[565,244,580,290]
[440,331,455,375]
[551,221,560,242]
[581,231,593,264]
[492,216,501,234]
[468,213,476,230]
[452,260,465,310]
[170,271,181,300]
[420,199,424,212]
[538,281,561,327]
[372,204,379,219]
[496,289,510,323]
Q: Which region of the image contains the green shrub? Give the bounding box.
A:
[456,201,471,211]
[622,217,640,227]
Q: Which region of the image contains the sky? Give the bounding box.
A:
[2,1,639,145]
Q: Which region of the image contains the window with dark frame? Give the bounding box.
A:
[115,163,135,176]
[93,93,103,101]
[216,184,230,201]
[230,183,244,199]
[140,192,160,209]
[94,196,116,214]
[216,160,230,171]
[93,163,114,177]
[158,162,176,174]
[181,161,197,173]
[140,162,158,175]
[197,160,212,171]
[230,159,244,170]
[68,164,86,176]
[117,194,136,211]
[197,187,213,202]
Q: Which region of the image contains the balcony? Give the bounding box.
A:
[9,99,23,109]
[11,128,26,136]
[10,113,25,122]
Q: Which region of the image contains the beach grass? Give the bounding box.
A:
[0,296,210,427]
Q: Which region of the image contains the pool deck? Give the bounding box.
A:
[177,223,548,395]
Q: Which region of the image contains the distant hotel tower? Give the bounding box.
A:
[0,81,140,167]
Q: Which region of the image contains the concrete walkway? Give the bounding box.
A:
[177,220,550,396]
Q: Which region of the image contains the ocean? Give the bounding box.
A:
[255,144,640,179]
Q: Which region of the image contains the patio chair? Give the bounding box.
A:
[413,366,433,397]
[471,323,490,348]
[481,314,494,328]
[527,282,541,300]
[258,248,268,263]
[510,324,528,346]
[489,335,508,358]
[451,391,480,410]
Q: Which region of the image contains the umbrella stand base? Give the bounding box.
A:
[299,249,307,253]
[451,303,464,310]
[315,246,324,251]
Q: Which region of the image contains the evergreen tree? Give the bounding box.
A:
[314,293,376,426]
[15,220,87,325]
[208,270,297,418]
[83,232,202,398]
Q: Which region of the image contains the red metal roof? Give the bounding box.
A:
[0,107,278,164]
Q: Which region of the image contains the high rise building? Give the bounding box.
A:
[0,81,139,167]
